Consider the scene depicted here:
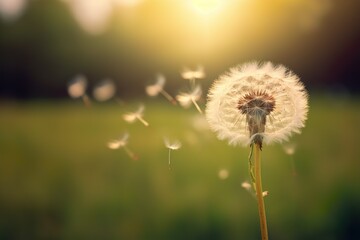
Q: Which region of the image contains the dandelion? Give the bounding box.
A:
[164,137,181,169]
[123,104,149,126]
[181,65,205,88]
[176,85,203,114]
[93,79,116,102]
[107,133,138,160]
[218,169,229,180]
[68,74,91,107]
[145,74,177,105]
[206,61,308,240]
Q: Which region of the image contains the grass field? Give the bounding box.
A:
[1,95,360,239]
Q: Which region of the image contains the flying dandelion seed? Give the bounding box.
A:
[145,74,177,105]
[164,138,182,170]
[123,104,149,126]
[107,133,138,160]
[0,0,27,21]
[93,79,116,102]
[190,114,210,132]
[176,85,203,114]
[218,169,229,180]
[241,181,252,191]
[68,75,87,98]
[206,61,308,240]
[180,65,205,88]
[181,65,205,80]
[283,142,296,155]
[283,142,298,176]
[68,74,91,107]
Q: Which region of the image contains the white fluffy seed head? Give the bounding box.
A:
[206,61,308,147]
[164,137,182,150]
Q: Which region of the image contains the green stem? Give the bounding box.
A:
[254,143,269,240]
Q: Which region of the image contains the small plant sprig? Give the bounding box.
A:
[206,61,308,240]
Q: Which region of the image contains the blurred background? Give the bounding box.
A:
[1,0,360,239]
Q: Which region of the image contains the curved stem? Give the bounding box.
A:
[254,143,269,240]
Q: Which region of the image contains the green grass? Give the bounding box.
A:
[0,95,360,239]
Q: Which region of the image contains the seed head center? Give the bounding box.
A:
[237,91,275,116]
[237,90,276,147]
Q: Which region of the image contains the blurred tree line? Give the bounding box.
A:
[0,0,360,99]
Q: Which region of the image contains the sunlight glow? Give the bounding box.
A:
[113,0,143,7]
[188,0,223,14]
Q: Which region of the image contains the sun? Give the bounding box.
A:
[188,0,223,14]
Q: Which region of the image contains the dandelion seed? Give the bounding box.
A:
[68,75,87,98]
[241,181,252,191]
[181,65,206,88]
[206,61,308,147]
[68,74,91,107]
[283,142,298,176]
[262,191,269,197]
[123,104,149,127]
[93,79,116,102]
[164,138,181,169]
[218,169,229,180]
[145,74,177,105]
[107,133,138,160]
[190,115,210,132]
[176,85,203,114]
[283,142,296,155]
